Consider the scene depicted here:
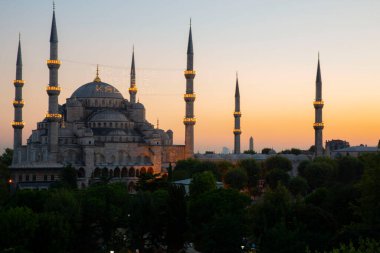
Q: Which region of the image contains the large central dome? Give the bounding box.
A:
[71,81,124,99]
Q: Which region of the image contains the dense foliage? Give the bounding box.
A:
[0,150,379,253]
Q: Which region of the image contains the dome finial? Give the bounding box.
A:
[94,64,101,82]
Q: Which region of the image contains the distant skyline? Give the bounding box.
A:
[1,0,380,153]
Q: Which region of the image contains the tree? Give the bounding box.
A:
[302,161,335,190]
[261,148,272,154]
[309,238,380,253]
[0,148,13,166]
[357,154,380,228]
[248,184,293,250]
[244,150,257,154]
[224,168,248,190]
[31,212,71,253]
[189,171,216,198]
[166,184,187,253]
[265,168,290,189]
[188,189,250,253]
[288,176,308,196]
[0,207,37,251]
[59,165,78,189]
[238,159,261,189]
[263,155,292,173]
[335,156,363,183]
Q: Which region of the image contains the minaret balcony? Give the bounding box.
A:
[184,70,196,78]
[313,100,324,109]
[12,121,25,128]
[184,93,196,102]
[233,129,242,134]
[183,117,196,125]
[47,59,61,69]
[46,86,61,96]
[13,80,25,87]
[13,100,25,108]
[313,122,324,129]
[46,113,62,122]
[233,111,242,117]
[129,87,138,93]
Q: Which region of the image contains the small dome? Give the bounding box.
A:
[71,81,124,99]
[133,102,145,109]
[90,110,128,122]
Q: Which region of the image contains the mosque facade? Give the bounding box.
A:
[10,8,196,189]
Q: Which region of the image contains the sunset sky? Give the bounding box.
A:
[1,0,380,153]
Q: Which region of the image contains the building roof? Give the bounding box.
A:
[90,110,128,122]
[334,146,379,153]
[71,81,124,99]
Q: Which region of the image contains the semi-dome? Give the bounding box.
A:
[90,110,128,122]
[71,81,124,99]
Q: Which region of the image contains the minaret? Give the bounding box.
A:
[12,35,25,164]
[249,136,254,152]
[313,54,324,157]
[129,47,137,103]
[233,73,242,154]
[46,4,62,161]
[183,20,196,158]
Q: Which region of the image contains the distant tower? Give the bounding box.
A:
[183,21,196,157]
[233,73,242,154]
[12,35,25,163]
[249,136,254,152]
[46,5,62,161]
[313,54,324,157]
[129,47,137,103]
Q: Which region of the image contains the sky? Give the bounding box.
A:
[1,0,380,153]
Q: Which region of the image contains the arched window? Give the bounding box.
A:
[121,167,128,177]
[114,167,120,178]
[148,167,154,175]
[78,167,85,178]
[102,167,108,178]
[93,168,101,178]
[140,167,147,175]
[129,167,135,177]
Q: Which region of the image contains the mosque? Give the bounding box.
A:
[10,8,196,189]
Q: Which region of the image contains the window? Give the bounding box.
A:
[44,175,48,181]
[51,175,55,181]
[18,174,22,182]
[26,175,30,181]
[32,175,36,181]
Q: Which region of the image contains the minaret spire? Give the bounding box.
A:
[233,73,242,154]
[129,46,137,103]
[46,5,62,161]
[183,21,196,157]
[12,35,25,164]
[313,53,324,157]
[94,64,101,82]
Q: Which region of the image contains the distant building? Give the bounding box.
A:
[330,145,379,158]
[325,139,350,157]
[249,137,254,152]
[221,147,230,154]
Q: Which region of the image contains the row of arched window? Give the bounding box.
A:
[77,166,154,178]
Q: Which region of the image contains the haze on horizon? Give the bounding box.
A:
[1,0,380,153]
